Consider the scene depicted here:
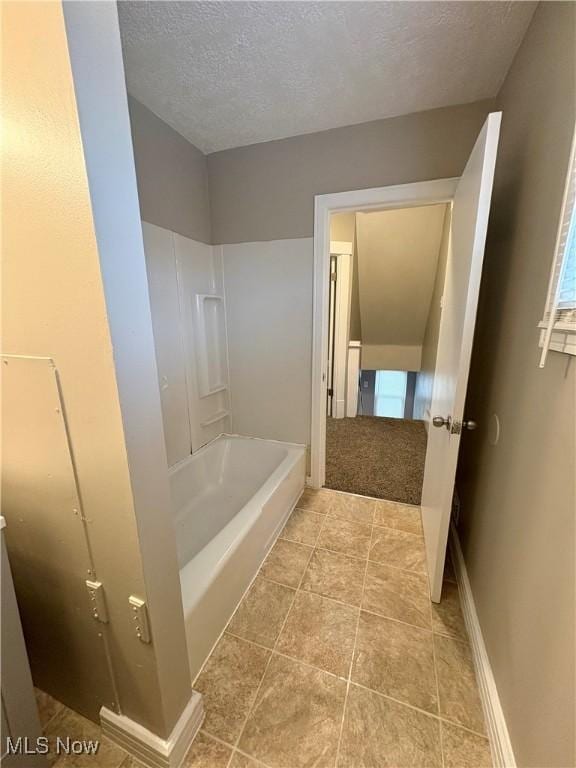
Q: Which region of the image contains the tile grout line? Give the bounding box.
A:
[309,487,422,509]
[204,634,489,749]
[205,729,274,768]
[430,596,446,768]
[298,496,424,537]
[333,507,374,768]
[39,703,66,734]
[191,506,315,689]
[206,492,486,768]
[350,678,490,737]
[224,631,349,682]
[262,576,401,623]
[226,620,493,737]
[228,503,487,734]
[226,513,327,765]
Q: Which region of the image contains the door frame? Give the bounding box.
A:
[330,241,353,419]
[310,178,459,488]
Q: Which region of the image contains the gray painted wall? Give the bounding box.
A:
[457,4,575,767]
[208,100,494,244]
[128,96,212,244]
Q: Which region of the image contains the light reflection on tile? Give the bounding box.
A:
[194,633,270,743]
[431,580,468,641]
[280,508,324,545]
[352,611,438,713]
[434,634,486,734]
[370,526,427,572]
[362,561,431,629]
[227,577,295,648]
[317,517,372,559]
[260,538,313,588]
[300,548,365,606]
[441,722,493,767]
[339,684,442,767]
[372,499,423,536]
[239,654,346,768]
[276,590,358,677]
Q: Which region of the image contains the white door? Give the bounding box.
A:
[421,112,502,602]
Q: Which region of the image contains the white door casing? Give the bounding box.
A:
[421,112,502,602]
[331,245,353,419]
[311,178,459,487]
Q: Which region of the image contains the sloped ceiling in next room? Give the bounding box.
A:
[356,204,448,370]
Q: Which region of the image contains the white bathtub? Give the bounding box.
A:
[169,434,306,680]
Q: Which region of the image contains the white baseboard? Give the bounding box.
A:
[450,527,516,768]
[100,692,204,768]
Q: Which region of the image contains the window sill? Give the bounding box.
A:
[538,321,576,356]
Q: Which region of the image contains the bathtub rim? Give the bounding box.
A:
[167,431,307,478]
[177,435,305,594]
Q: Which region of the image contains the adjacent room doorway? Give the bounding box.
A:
[311,112,502,600]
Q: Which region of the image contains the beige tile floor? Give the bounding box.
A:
[193,488,493,768]
[36,488,492,768]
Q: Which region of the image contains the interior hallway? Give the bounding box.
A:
[325,416,427,505]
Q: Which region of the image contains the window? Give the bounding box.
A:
[539,127,576,365]
[374,370,407,418]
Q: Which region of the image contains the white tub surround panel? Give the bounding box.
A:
[143,224,192,466]
[174,236,232,449]
[222,238,314,448]
[143,223,232,464]
[171,435,306,680]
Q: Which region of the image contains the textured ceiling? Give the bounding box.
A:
[118,1,535,154]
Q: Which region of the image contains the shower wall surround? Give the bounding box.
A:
[143,222,231,466]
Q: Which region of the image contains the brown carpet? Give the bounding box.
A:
[325,416,427,505]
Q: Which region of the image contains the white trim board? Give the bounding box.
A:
[332,251,352,419]
[101,692,204,768]
[450,526,516,768]
[311,178,459,487]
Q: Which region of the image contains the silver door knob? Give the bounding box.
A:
[462,419,477,430]
[432,416,451,429]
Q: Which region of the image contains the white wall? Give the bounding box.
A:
[223,239,313,447]
[175,235,232,448]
